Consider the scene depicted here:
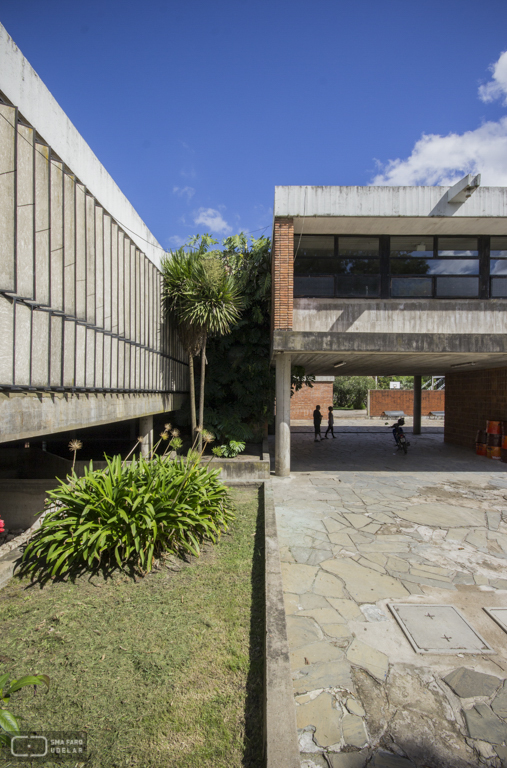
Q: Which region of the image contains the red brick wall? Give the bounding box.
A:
[290,382,334,420]
[272,218,294,331]
[368,389,445,417]
[445,367,507,448]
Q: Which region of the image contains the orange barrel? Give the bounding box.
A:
[501,449,507,463]
[488,446,502,460]
[476,430,487,444]
[488,433,502,447]
[502,422,507,435]
[487,420,502,434]
[502,435,507,449]
[476,442,488,456]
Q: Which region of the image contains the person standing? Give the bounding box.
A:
[324,406,336,438]
[313,405,322,442]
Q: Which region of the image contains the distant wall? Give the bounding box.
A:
[445,367,507,448]
[290,380,334,420]
[368,389,445,417]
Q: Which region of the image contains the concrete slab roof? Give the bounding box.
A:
[274,185,507,236]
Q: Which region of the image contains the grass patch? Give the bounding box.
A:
[0,486,264,767]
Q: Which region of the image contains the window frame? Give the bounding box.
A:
[293,234,496,299]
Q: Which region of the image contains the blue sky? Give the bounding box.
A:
[1,1,507,250]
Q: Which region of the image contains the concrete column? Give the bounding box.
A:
[275,353,291,477]
[413,375,422,435]
[139,415,153,458]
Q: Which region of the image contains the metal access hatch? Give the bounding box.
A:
[388,604,494,654]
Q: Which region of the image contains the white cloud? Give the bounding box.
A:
[479,50,507,105]
[372,117,507,186]
[173,186,195,201]
[194,207,232,234]
[167,235,187,248]
[373,51,507,187]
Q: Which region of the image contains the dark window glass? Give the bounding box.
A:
[491,278,507,297]
[335,259,380,275]
[338,237,379,257]
[437,237,478,256]
[390,236,433,259]
[491,237,507,259]
[490,260,507,276]
[294,235,334,259]
[294,258,339,275]
[335,275,380,297]
[390,258,431,275]
[436,277,479,297]
[294,276,334,297]
[391,277,432,297]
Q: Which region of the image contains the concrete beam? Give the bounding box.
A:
[447,174,481,204]
[0,390,186,444]
[273,330,507,355]
[139,415,153,458]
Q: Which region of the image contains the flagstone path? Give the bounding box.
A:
[270,429,507,767]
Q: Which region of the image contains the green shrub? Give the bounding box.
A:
[333,376,375,409]
[212,441,246,458]
[19,454,234,579]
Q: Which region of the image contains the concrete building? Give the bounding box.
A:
[0,24,187,452]
[272,181,507,475]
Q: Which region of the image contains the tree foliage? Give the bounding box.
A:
[333,376,375,409]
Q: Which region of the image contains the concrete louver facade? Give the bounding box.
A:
[272,183,507,475]
[0,25,188,444]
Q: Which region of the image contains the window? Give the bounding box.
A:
[389,236,479,298]
[294,236,380,297]
[293,234,496,299]
[491,237,507,297]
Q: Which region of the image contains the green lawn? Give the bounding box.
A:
[0,486,264,767]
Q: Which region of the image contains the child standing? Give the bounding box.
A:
[324,406,336,439]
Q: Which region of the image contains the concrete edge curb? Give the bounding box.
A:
[263,480,300,768]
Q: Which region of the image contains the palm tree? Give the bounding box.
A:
[161,248,204,438]
[161,241,243,451]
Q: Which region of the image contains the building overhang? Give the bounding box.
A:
[274,184,507,236]
[272,330,507,376]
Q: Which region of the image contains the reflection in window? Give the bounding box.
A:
[491,278,507,297]
[391,278,432,298]
[436,277,479,297]
[427,259,479,275]
[334,259,380,275]
[490,260,507,276]
[491,237,507,259]
[295,258,340,275]
[390,236,433,259]
[437,237,478,256]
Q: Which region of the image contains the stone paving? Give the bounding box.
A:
[270,426,507,767]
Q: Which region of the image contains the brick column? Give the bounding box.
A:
[272,217,294,331]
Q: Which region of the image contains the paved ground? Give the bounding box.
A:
[269,424,507,767]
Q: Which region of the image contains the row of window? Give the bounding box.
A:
[293,236,507,299]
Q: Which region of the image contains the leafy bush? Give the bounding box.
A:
[212,441,246,458]
[0,674,49,745]
[19,454,234,579]
[333,376,375,409]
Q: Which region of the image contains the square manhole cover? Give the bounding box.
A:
[484,608,507,634]
[388,604,494,654]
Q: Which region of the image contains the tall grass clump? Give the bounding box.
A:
[19,440,234,580]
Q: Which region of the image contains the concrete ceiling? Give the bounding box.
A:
[286,351,507,377]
